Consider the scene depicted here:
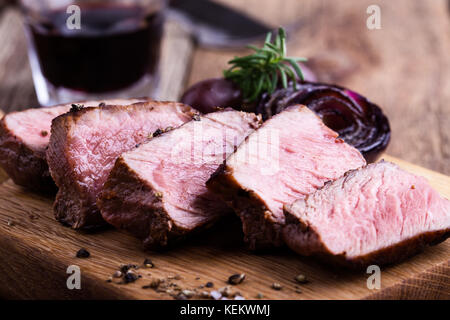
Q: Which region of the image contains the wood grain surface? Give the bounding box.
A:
[0,155,448,300]
[0,1,448,300]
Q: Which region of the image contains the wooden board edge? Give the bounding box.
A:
[0,154,448,299]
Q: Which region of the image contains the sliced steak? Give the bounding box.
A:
[98,110,261,248]
[283,161,450,268]
[0,98,148,193]
[47,101,195,229]
[207,105,366,249]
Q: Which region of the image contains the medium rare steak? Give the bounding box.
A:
[207,105,366,249]
[0,98,148,193]
[98,110,262,248]
[47,101,195,229]
[283,161,450,268]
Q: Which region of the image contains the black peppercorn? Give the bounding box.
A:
[76,248,90,258]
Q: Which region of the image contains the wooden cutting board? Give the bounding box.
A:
[0,155,448,300]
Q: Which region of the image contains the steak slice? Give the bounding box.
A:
[207,105,366,249]
[0,98,148,193]
[47,101,195,229]
[283,161,450,268]
[98,110,262,248]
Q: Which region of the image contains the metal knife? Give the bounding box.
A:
[168,0,273,48]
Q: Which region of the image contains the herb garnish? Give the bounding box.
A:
[224,27,307,102]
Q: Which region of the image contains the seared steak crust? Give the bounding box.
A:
[0,116,55,193]
[0,98,149,193]
[283,161,450,268]
[207,164,283,249]
[98,110,262,248]
[286,210,449,269]
[47,101,195,229]
[99,157,200,247]
[207,105,366,250]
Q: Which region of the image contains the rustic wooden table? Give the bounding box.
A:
[0,0,448,300]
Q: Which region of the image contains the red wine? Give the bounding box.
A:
[27,4,164,93]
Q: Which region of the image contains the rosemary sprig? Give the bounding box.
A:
[223,27,307,102]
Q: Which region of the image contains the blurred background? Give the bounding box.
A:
[0,0,448,175]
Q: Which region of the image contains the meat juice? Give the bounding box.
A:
[26,4,164,93]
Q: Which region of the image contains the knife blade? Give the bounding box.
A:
[168,0,273,48]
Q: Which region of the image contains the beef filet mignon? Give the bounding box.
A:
[0,98,148,193]
[47,101,195,229]
[283,161,450,268]
[207,105,366,249]
[97,110,262,248]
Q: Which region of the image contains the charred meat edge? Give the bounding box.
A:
[0,99,150,193]
[99,152,226,249]
[0,115,56,193]
[207,163,284,250]
[48,102,193,229]
[282,166,450,269]
[284,209,450,269]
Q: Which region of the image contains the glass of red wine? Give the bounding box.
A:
[20,0,167,106]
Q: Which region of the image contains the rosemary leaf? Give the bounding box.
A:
[224,27,307,102]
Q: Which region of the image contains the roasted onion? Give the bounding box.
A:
[180,78,243,114]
